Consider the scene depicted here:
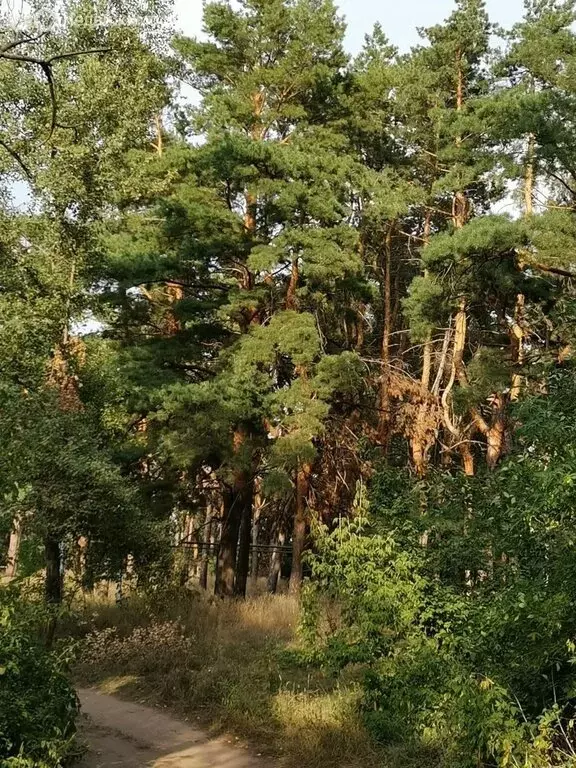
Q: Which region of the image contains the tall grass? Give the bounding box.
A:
[72,589,389,768]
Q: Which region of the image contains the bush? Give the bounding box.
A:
[301,511,424,669]
[302,477,576,768]
[0,588,78,768]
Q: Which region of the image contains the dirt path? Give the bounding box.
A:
[78,688,267,768]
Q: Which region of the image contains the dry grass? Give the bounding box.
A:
[71,589,388,768]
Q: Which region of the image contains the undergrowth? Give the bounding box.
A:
[70,588,403,768]
[0,586,78,768]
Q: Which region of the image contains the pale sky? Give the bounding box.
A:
[175,0,526,53]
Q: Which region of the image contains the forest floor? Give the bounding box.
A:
[78,687,265,767]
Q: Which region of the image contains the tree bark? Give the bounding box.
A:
[215,487,243,598]
[5,516,21,578]
[215,425,255,598]
[510,294,525,402]
[442,301,475,474]
[234,482,254,598]
[250,492,262,588]
[412,333,433,476]
[486,394,506,470]
[460,442,475,477]
[379,222,394,447]
[154,113,164,157]
[199,504,213,591]
[289,463,311,595]
[355,303,366,350]
[524,133,535,217]
[44,536,63,604]
[411,214,435,475]
[163,282,184,336]
[286,258,299,309]
[510,137,533,401]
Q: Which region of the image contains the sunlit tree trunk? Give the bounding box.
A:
[250,490,262,589]
[5,517,21,578]
[511,135,534,401]
[268,530,285,594]
[215,428,254,598]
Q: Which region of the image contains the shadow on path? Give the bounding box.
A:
[78,688,268,768]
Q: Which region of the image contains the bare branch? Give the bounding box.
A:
[0,138,32,178]
[47,48,110,64]
[532,262,576,279]
[39,61,57,137]
[547,170,576,198]
[0,31,47,54]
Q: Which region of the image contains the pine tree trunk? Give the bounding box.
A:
[234,483,254,598]
[199,504,213,591]
[510,138,533,402]
[441,303,475,473]
[215,487,242,598]
[524,133,535,217]
[355,302,366,350]
[486,394,506,470]
[5,517,22,578]
[412,333,433,476]
[510,294,525,402]
[44,536,63,604]
[411,215,434,475]
[215,426,254,598]
[267,530,285,594]
[74,535,94,594]
[379,223,394,447]
[178,514,193,586]
[460,443,475,477]
[250,494,262,588]
[286,258,300,309]
[289,463,311,595]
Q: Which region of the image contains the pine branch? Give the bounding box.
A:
[533,262,576,279]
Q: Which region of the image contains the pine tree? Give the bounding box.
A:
[398,0,519,475]
[130,0,365,595]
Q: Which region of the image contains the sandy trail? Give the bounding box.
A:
[78,688,266,768]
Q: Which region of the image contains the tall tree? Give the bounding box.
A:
[124,0,365,595]
[0,0,174,599]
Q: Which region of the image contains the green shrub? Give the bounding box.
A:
[302,476,576,767]
[301,485,425,670]
[0,589,78,768]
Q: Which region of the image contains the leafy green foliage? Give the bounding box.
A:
[302,498,425,668]
[0,589,78,767]
[303,366,576,766]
